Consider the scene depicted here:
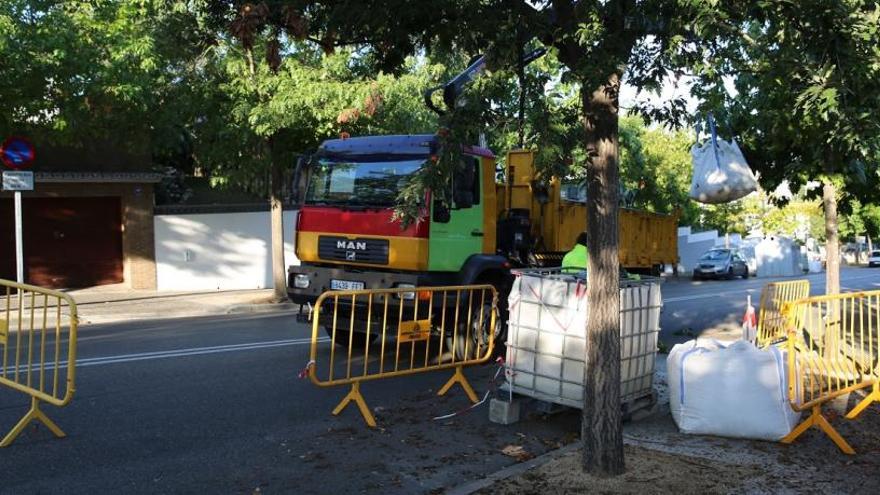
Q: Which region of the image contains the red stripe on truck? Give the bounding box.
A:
[297,206,429,238]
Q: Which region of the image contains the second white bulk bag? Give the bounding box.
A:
[668,339,800,441]
[689,115,758,204]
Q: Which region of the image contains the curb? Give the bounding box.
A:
[444,442,581,495]
[225,302,301,315]
[68,289,273,306]
[74,302,301,326]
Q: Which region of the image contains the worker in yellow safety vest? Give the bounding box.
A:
[562,232,642,281]
[562,232,588,274]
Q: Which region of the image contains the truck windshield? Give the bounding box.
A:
[305,158,423,207]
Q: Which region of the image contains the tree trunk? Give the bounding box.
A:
[822,177,840,295]
[269,144,288,302]
[581,74,624,476]
[246,48,287,302]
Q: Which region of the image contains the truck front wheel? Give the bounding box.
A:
[445,299,498,361]
[444,276,510,360]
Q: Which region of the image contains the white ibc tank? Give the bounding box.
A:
[505,268,662,408]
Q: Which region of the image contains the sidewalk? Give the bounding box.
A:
[64,284,298,325]
[452,354,880,495]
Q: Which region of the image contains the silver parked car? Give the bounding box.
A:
[869,250,880,268]
[693,248,750,280]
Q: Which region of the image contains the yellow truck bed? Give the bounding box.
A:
[497,178,679,270]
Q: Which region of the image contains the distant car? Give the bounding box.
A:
[693,248,750,280]
[869,250,880,268]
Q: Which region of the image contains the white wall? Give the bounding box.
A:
[154,210,300,291]
[678,227,807,278]
[677,229,719,275]
[755,236,802,278]
[713,233,743,248]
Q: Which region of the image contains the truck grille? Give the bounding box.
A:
[318,236,389,265]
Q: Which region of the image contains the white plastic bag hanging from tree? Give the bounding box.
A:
[689,114,758,204]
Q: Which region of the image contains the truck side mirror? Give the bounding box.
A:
[433,201,451,223]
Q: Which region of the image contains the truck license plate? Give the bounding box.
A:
[330,279,365,291]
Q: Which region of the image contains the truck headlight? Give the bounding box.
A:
[396,283,415,300]
[293,274,310,288]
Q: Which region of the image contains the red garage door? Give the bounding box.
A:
[0,197,123,288]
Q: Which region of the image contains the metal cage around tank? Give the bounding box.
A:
[504,268,662,409]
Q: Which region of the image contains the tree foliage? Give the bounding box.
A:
[723,1,880,193]
[712,0,880,293]
[0,0,207,149]
[189,41,441,195]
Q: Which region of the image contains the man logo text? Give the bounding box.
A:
[337,240,367,250]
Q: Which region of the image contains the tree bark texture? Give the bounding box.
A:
[823,177,840,296]
[581,74,624,476]
[269,148,288,302]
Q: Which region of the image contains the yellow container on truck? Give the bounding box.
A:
[496,150,679,271]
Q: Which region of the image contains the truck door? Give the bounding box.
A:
[429,156,484,272]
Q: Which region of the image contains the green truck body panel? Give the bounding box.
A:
[428,193,484,272]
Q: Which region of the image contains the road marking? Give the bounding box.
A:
[1,337,329,373]
[665,274,880,303]
[665,290,758,303]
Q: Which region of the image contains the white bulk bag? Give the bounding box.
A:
[689,128,758,204]
[668,339,800,441]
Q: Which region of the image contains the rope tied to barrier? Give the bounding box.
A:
[297,360,316,379]
[432,357,506,421]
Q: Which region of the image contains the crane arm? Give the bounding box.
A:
[424,48,547,116]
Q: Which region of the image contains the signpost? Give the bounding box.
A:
[1,137,36,284]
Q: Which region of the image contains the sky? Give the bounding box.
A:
[619,75,698,115]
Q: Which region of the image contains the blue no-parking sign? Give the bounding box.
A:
[1,136,35,284]
[0,136,36,169]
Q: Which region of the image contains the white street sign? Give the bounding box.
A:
[2,171,32,283]
[2,170,34,191]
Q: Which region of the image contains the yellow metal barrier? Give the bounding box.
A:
[756,279,810,347]
[0,279,78,447]
[307,284,497,427]
[781,290,880,454]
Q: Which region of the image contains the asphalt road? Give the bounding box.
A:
[659,265,880,345]
[1,266,878,494]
